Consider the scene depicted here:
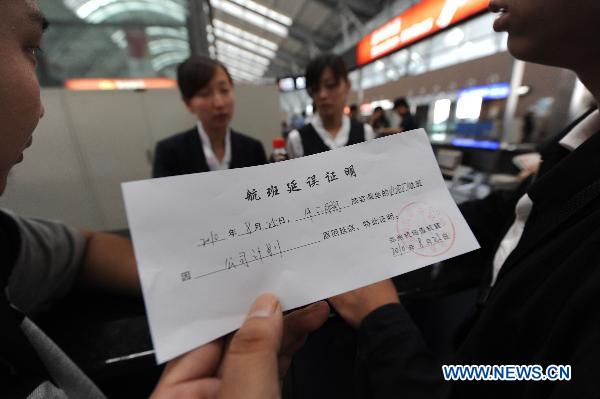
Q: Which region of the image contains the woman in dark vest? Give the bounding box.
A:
[286,54,375,158]
[153,56,267,178]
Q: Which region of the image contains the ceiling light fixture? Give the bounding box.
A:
[210,0,288,37]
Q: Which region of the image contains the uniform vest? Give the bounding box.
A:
[298,119,366,156]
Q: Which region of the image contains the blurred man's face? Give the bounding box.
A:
[0,0,46,194]
[490,0,600,70]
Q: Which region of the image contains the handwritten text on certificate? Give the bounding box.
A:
[122,129,480,363]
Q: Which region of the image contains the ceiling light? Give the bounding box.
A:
[210,0,288,37]
[146,27,188,40]
[212,20,278,51]
[66,0,187,23]
[225,0,292,26]
[149,39,189,55]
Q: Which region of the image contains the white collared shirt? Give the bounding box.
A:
[286,114,375,159]
[491,110,600,286]
[197,121,232,171]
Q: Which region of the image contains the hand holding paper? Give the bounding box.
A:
[150,295,330,399]
[329,279,399,328]
[122,129,479,363]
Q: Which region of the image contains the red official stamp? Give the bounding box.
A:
[395,201,456,257]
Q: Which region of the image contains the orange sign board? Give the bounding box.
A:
[65,78,176,91]
[357,0,489,66]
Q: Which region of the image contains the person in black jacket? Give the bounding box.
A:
[378,98,418,137]
[327,0,600,397]
[152,56,267,178]
[393,97,417,132]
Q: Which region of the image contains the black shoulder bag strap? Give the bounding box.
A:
[0,211,53,396]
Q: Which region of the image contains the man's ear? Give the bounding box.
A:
[184,99,193,114]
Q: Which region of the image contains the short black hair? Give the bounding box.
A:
[394,97,410,110]
[177,56,232,102]
[374,106,384,112]
[350,104,358,112]
[305,54,348,95]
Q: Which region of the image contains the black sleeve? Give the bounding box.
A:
[152,141,176,178]
[434,185,526,289]
[356,303,448,399]
[458,189,516,254]
[400,114,417,131]
[255,141,268,166]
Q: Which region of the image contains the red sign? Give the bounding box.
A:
[65,78,176,91]
[357,0,489,66]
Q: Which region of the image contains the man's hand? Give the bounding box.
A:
[78,230,141,296]
[150,294,329,399]
[328,279,399,328]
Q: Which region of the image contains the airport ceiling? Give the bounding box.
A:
[38,0,406,84]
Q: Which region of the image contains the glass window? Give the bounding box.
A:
[38,1,190,86]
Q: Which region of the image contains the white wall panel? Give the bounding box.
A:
[140,89,196,144]
[231,83,281,152]
[0,89,104,229]
[63,90,154,229]
[1,85,281,231]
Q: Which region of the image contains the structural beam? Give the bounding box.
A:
[288,25,332,52]
[187,0,210,56]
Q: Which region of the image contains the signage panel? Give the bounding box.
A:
[65,78,176,91]
[357,0,489,66]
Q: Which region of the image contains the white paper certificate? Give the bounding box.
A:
[122,129,479,363]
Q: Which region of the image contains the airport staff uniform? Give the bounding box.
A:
[152,122,267,178]
[286,114,375,158]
